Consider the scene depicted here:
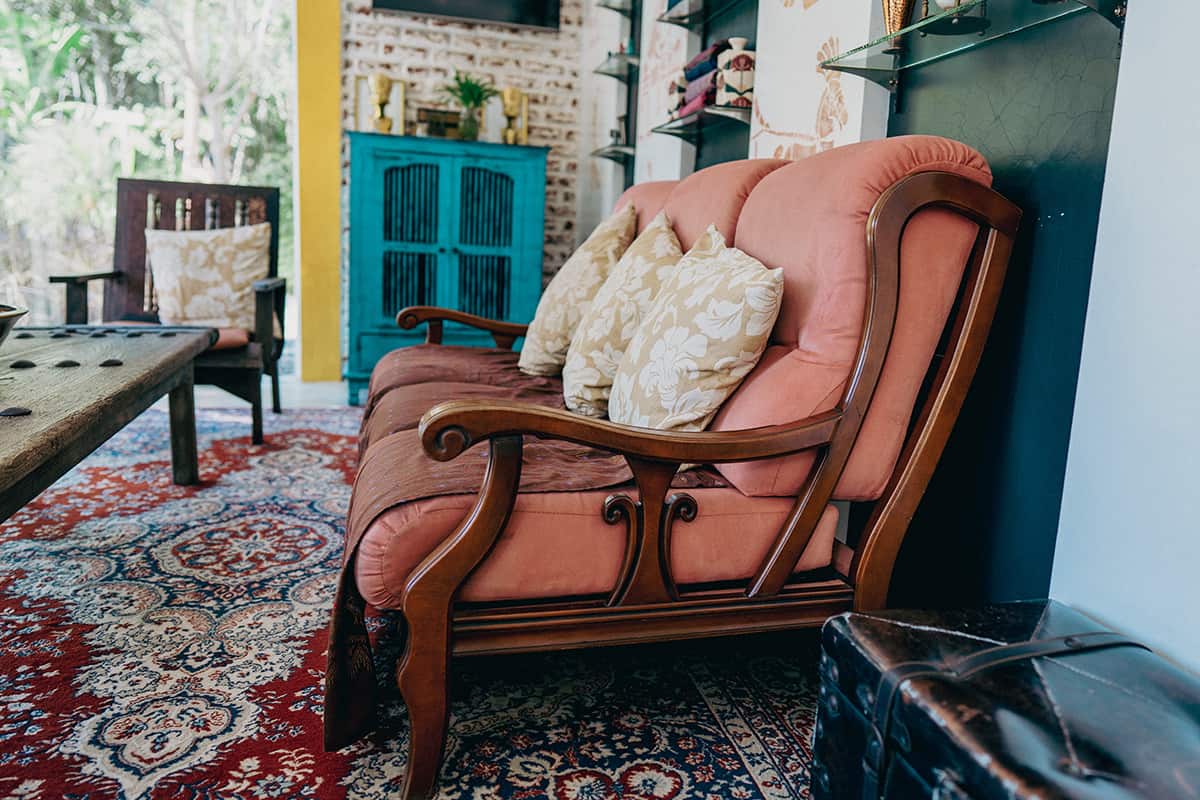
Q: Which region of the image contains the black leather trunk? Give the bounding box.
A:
[812,600,1200,799]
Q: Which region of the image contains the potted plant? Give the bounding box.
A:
[442,71,498,141]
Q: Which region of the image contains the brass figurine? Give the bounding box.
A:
[500,87,530,145]
[366,73,405,134]
[500,87,523,145]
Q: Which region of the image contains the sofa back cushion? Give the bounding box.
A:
[662,159,789,249]
[615,180,677,234]
[711,135,993,500]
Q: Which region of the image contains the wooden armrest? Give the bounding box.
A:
[419,399,841,464]
[397,305,527,349]
[48,271,121,285]
[253,277,286,293]
[52,271,122,324]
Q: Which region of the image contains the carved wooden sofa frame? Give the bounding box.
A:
[365,171,1020,799]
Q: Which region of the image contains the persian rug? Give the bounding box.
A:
[0,408,820,799]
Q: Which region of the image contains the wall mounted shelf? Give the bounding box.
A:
[594,52,640,83]
[590,144,637,164]
[597,0,634,17]
[657,0,747,31]
[651,105,751,141]
[822,0,1125,92]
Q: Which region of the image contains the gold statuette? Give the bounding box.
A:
[517,94,529,145]
[500,87,524,145]
[369,73,396,134]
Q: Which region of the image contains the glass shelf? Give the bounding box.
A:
[594,52,640,83]
[591,144,636,164]
[657,0,747,31]
[597,0,634,17]
[651,105,751,141]
[821,0,1125,90]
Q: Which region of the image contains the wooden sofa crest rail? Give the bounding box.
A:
[326,141,1021,800]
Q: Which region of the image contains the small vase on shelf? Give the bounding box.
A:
[715,37,755,109]
[458,107,482,141]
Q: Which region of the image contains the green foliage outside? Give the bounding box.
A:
[0,0,294,323]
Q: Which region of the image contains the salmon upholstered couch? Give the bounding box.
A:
[324,135,1021,800]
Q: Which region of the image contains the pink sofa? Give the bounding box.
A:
[325,135,1021,800]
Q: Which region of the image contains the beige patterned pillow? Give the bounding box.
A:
[562,211,683,417]
[518,203,638,376]
[609,225,784,431]
[144,223,272,331]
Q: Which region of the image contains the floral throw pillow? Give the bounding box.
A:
[144,223,272,332]
[609,225,784,432]
[518,203,638,376]
[562,211,684,417]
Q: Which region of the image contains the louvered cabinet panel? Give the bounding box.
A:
[345,133,548,405]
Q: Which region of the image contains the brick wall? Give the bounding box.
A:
[341,0,585,276]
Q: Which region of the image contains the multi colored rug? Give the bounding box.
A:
[0,408,820,799]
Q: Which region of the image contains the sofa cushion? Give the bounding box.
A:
[363,344,568,432]
[356,487,838,607]
[143,222,275,334]
[518,204,638,377]
[563,211,684,417]
[609,225,784,432]
[712,135,992,499]
[107,320,251,351]
[360,378,564,457]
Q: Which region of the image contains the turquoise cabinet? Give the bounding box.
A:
[344,133,548,404]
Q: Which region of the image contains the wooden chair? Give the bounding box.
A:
[50,178,285,443]
[326,139,1022,800]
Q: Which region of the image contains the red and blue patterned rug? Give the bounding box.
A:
[0,408,819,799]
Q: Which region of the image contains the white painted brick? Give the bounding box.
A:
[341,0,586,276]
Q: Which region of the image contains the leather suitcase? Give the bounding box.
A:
[811,600,1200,799]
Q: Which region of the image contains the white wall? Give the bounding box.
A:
[575,2,626,241]
[1052,0,1200,671]
[633,0,696,182]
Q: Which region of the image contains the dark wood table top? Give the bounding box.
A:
[0,326,214,519]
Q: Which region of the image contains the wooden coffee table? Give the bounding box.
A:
[0,325,216,522]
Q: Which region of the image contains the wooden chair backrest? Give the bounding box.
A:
[106,178,281,322]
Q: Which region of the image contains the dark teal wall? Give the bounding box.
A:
[886,12,1123,605]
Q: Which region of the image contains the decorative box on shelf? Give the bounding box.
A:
[343,132,548,405]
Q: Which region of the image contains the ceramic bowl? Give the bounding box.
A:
[0,305,29,352]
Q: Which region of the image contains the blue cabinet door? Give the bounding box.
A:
[359,151,452,328]
[451,157,540,322]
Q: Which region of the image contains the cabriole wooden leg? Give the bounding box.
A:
[395,620,450,800]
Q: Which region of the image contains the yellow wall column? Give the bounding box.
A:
[294,0,342,381]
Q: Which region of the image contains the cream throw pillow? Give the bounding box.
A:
[144,223,272,332]
[563,211,683,417]
[609,225,784,432]
[518,203,638,376]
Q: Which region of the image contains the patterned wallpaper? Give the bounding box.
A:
[750,0,887,158]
